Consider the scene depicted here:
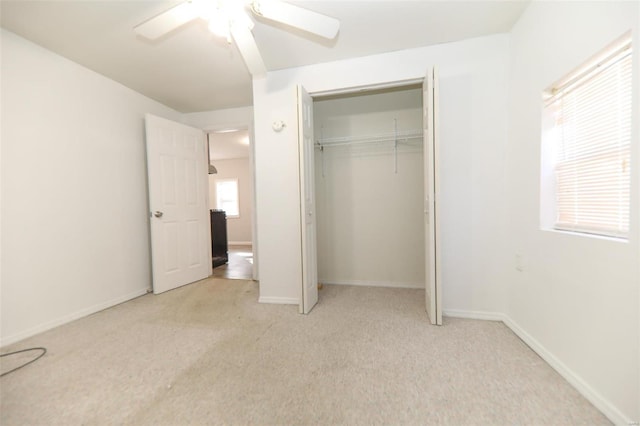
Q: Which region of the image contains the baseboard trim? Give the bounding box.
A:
[1,287,149,348]
[228,241,252,246]
[319,279,423,289]
[258,296,298,305]
[443,309,506,322]
[501,316,631,426]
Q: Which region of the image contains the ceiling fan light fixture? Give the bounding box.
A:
[135,0,339,77]
[207,10,231,40]
[205,2,254,42]
[232,9,255,31]
[251,0,339,39]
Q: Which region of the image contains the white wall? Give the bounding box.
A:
[209,157,253,244]
[314,88,424,288]
[182,107,253,131]
[506,1,639,422]
[0,30,181,346]
[252,34,510,308]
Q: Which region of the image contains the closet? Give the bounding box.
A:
[312,84,426,290]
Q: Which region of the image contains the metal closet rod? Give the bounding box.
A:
[315,129,424,148]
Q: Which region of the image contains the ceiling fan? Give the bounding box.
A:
[134,0,340,76]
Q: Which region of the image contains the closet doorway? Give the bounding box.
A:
[297,69,441,323]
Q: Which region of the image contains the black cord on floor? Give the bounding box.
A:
[0,347,47,377]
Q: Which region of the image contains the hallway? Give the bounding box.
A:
[211,244,253,280]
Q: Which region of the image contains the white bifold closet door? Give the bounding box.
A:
[145,114,212,294]
[297,85,319,314]
[424,68,442,325]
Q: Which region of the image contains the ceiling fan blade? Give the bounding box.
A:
[230,25,267,77]
[251,0,339,40]
[134,2,200,40]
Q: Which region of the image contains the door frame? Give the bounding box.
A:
[202,122,259,281]
[297,85,319,314]
[424,68,442,325]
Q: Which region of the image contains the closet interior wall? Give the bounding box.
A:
[313,85,425,289]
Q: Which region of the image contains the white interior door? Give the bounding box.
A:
[424,68,442,325]
[297,85,318,314]
[145,114,212,294]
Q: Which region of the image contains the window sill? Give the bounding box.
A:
[541,227,628,244]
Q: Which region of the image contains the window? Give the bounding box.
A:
[541,35,632,239]
[216,178,239,217]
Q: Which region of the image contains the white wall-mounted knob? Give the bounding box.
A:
[272,120,285,132]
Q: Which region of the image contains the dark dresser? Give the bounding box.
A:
[210,209,228,267]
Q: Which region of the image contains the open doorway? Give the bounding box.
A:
[207,129,255,281]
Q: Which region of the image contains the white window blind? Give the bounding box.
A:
[545,40,632,239]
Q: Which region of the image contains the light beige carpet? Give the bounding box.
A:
[0,279,610,425]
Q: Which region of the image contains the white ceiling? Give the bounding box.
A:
[0,0,529,113]
[209,129,251,160]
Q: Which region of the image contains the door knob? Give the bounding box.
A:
[153,211,163,218]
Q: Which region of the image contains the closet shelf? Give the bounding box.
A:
[316,129,423,148]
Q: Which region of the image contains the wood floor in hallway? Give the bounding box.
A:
[211,244,253,280]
